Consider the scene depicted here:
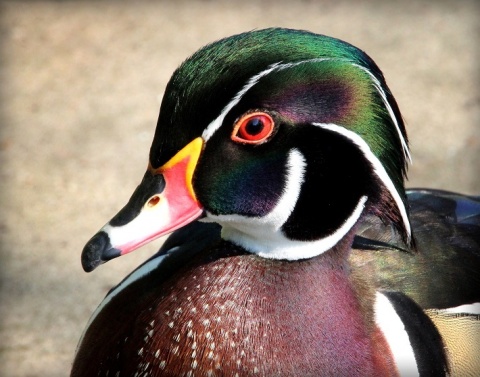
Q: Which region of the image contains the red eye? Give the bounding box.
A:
[231,112,275,144]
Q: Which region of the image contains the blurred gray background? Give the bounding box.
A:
[0,1,478,376]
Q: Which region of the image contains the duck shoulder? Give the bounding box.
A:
[351,188,480,310]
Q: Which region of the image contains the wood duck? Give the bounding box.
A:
[71,28,480,376]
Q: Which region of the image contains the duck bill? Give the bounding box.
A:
[81,138,204,272]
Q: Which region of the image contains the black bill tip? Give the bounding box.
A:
[81,231,121,272]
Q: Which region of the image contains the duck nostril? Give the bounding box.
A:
[147,196,161,207]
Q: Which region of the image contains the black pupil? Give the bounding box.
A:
[245,118,264,136]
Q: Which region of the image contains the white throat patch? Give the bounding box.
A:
[204,148,367,260]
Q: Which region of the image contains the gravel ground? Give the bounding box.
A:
[0,1,478,376]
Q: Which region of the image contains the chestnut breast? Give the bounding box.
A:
[73,244,389,377]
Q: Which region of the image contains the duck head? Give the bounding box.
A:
[82,28,412,272]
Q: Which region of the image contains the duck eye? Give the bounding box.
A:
[231,112,275,144]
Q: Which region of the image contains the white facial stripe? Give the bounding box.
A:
[353,64,411,163]
[202,63,281,141]
[206,148,306,231]
[202,58,411,167]
[313,122,411,242]
[201,58,411,256]
[261,148,307,229]
[219,195,367,261]
[206,148,368,260]
[202,58,330,142]
[374,292,419,377]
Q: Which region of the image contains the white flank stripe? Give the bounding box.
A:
[313,122,411,242]
[375,292,419,377]
[442,302,480,315]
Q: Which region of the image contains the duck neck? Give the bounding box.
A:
[192,227,384,375]
[217,194,368,261]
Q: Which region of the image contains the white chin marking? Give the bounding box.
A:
[374,292,419,377]
[103,199,172,251]
[207,149,367,260]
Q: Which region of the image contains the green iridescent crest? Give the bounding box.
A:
[152,29,395,159]
[150,28,410,239]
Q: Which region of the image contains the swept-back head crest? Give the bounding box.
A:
[151,28,411,243]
